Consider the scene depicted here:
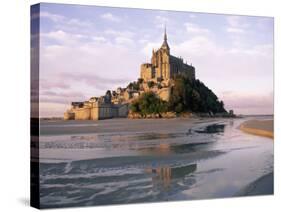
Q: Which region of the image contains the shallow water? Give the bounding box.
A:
[38,117,273,208]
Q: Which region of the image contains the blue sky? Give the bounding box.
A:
[35,3,274,116]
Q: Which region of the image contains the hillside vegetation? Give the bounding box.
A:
[130,75,227,116]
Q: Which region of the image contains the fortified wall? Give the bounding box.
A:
[64,94,129,120]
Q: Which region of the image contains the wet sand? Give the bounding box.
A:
[39,118,219,135]
[240,119,274,139]
[235,172,273,196]
[38,117,273,208]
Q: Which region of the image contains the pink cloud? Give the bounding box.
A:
[219,91,273,115]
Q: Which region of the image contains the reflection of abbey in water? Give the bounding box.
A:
[146,164,197,189]
[64,28,196,120]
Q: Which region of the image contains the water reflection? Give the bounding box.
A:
[195,124,225,134]
[138,142,214,155]
[146,164,197,189]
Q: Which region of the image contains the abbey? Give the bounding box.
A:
[140,27,195,82]
[64,28,196,120]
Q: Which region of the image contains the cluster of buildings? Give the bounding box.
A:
[64,28,196,120]
[63,91,129,120]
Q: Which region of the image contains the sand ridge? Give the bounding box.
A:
[240,119,274,139]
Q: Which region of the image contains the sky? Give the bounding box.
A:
[34,3,274,117]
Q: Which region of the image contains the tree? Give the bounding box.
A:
[127,82,133,89]
[127,81,140,91]
[130,101,140,113]
[132,82,140,91]
[112,90,117,97]
[137,78,144,84]
[130,75,227,116]
[130,92,168,116]
[169,75,226,114]
[147,81,155,88]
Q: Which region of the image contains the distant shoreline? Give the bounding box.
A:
[40,112,237,121]
[239,119,274,139]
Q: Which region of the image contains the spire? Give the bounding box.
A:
[164,24,167,41]
[161,24,170,51]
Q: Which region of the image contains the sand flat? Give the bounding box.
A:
[240,119,274,139]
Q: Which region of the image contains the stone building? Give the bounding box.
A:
[140,27,195,82]
[64,92,129,120]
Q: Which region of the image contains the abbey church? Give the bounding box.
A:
[141,27,195,82]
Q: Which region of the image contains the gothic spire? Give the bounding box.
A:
[164,24,167,41]
[161,24,170,51]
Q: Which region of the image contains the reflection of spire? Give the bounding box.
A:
[145,164,197,190]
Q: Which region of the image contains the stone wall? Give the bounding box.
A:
[117,104,129,117]
[64,101,129,121]
[73,107,91,120]
[140,63,154,82]
[157,87,171,102]
[63,111,75,120]
[90,106,99,120]
[97,104,112,119]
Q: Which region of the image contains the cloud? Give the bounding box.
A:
[173,36,222,58]
[225,16,249,34]
[101,13,121,22]
[115,36,134,46]
[39,90,87,117]
[40,78,70,90]
[141,40,162,57]
[226,27,245,34]
[104,29,135,38]
[40,11,65,22]
[60,72,131,91]
[189,14,196,19]
[38,8,273,117]
[154,15,170,28]
[92,36,107,43]
[40,29,143,112]
[168,34,273,115]
[67,18,92,28]
[40,90,87,104]
[227,44,273,57]
[219,91,273,115]
[226,16,249,28]
[39,102,69,117]
[185,23,210,35]
[41,30,89,47]
[40,11,94,33]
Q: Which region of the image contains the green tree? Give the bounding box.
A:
[130,101,140,113]
[169,75,226,114]
[130,92,168,116]
[147,81,155,88]
[137,78,144,84]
